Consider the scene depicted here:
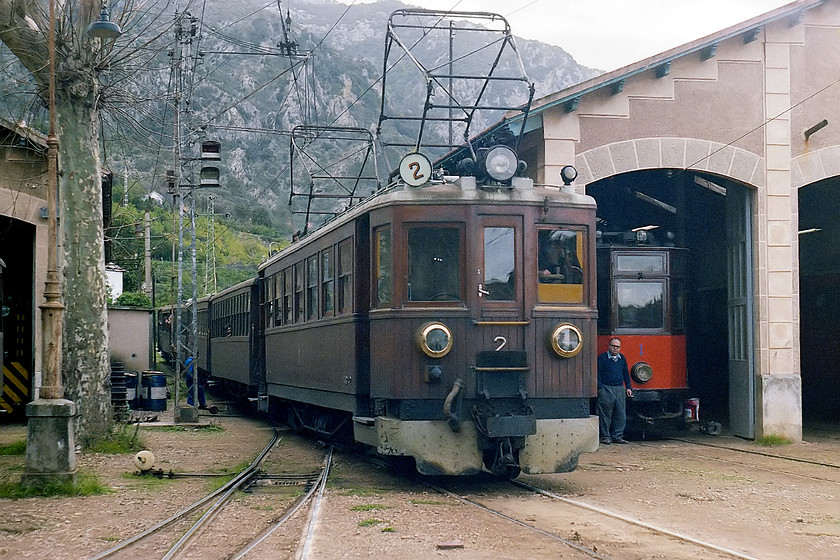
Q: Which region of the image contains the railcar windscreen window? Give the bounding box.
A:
[616,280,664,329]
[537,229,585,303]
[408,227,460,301]
[484,227,515,301]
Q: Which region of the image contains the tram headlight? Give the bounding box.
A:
[416,322,454,358]
[480,145,518,182]
[549,323,583,358]
[631,361,653,384]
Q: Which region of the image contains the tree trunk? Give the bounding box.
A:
[0,0,114,445]
[57,91,112,446]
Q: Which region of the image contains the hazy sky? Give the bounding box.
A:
[340,0,794,71]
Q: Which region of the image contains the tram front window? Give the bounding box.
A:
[616,281,664,329]
[484,227,515,301]
[408,227,460,301]
[537,229,585,304]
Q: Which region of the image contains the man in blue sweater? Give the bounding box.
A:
[597,337,633,444]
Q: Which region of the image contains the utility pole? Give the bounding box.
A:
[143,209,152,298]
[170,11,221,422]
[171,11,198,422]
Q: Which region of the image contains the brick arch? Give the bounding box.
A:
[792,146,840,189]
[0,186,46,225]
[573,137,763,187]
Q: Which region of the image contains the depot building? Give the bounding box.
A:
[489,0,840,441]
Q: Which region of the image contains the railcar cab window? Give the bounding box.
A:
[374,226,392,308]
[616,281,664,329]
[408,226,461,302]
[484,227,515,301]
[537,229,585,304]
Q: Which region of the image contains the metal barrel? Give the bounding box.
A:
[141,371,167,411]
[125,372,138,408]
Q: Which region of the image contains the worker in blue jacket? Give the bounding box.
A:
[184,356,207,409]
[597,336,633,444]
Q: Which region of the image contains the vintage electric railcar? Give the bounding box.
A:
[596,230,697,431]
[188,8,600,477]
[203,158,600,477]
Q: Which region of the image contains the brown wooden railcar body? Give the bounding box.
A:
[257,176,599,475]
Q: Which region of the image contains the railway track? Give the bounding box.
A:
[89,431,332,560]
[425,475,752,560]
[621,436,840,487]
[78,425,838,559]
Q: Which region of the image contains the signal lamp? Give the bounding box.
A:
[560,165,578,185]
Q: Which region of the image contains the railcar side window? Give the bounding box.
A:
[264,277,273,329]
[283,268,293,324]
[537,229,585,303]
[294,262,304,322]
[321,249,335,316]
[338,239,353,314]
[307,256,318,320]
[616,280,665,329]
[484,227,515,301]
[374,227,392,308]
[274,274,282,326]
[408,227,460,302]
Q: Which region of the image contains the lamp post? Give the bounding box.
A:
[23,0,76,486]
[23,1,123,486]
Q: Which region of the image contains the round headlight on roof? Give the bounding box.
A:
[416,322,453,358]
[549,323,583,358]
[560,165,578,185]
[631,361,653,384]
[482,145,518,182]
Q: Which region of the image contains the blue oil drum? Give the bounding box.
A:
[141,371,167,411]
[125,373,138,408]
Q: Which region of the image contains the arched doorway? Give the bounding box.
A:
[587,168,755,435]
[0,216,35,417]
[798,178,840,422]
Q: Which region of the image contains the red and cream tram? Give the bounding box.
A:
[596,230,698,431]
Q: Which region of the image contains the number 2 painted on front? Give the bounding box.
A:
[408,161,425,181]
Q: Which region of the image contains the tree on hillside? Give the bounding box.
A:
[0,0,170,445]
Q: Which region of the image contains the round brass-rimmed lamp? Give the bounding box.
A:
[416,322,454,358]
[549,323,583,358]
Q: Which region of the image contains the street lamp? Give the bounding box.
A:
[24,0,124,487]
[86,4,123,40]
[23,0,75,486]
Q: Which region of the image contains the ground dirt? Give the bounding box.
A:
[1,402,839,560]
